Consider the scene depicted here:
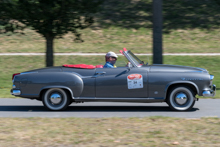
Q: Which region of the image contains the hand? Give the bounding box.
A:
[126,62,131,67]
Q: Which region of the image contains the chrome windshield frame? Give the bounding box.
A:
[123,50,143,67]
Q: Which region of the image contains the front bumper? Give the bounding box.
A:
[11,89,21,96]
[203,84,216,97]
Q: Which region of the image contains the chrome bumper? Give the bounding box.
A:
[203,85,216,97]
[11,89,21,96]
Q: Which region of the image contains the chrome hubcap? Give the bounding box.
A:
[50,93,62,104]
[175,93,187,105]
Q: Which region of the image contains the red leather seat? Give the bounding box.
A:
[63,64,95,69]
[95,65,104,68]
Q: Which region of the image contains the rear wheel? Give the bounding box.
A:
[42,88,70,111]
[167,86,195,111]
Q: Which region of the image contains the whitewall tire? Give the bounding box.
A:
[42,88,70,111]
[167,86,195,111]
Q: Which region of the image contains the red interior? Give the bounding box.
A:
[63,64,103,69]
[63,48,128,69]
[95,65,104,68]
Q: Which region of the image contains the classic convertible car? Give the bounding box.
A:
[11,49,216,111]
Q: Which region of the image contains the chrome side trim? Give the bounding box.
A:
[21,72,38,75]
[203,84,216,97]
[74,97,165,102]
[11,90,21,96]
[77,97,164,100]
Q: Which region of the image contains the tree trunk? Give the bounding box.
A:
[45,35,54,67]
[153,0,163,64]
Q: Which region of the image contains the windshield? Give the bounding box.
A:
[126,50,144,67]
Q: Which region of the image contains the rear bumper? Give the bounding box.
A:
[203,84,216,97]
[11,89,21,96]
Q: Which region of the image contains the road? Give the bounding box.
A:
[0,98,219,118]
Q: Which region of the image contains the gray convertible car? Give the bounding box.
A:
[11,49,216,111]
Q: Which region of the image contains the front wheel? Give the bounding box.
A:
[42,88,70,111]
[167,86,195,111]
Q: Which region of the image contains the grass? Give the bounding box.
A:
[1,55,219,98]
[0,1,219,145]
[1,0,220,55]
[0,27,219,53]
[0,1,219,146]
[0,117,220,146]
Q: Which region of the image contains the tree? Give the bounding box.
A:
[152,0,163,64]
[0,0,102,66]
[214,0,220,5]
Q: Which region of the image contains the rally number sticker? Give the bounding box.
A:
[127,74,143,89]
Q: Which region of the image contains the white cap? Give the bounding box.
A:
[105,51,118,58]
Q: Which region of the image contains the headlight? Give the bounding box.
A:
[210,75,214,80]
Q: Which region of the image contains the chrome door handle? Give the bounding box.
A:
[95,71,106,75]
[93,71,106,78]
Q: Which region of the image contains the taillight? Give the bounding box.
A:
[12,73,20,80]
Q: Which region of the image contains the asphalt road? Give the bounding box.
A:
[0,98,219,118]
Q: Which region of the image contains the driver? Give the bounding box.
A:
[103,51,118,68]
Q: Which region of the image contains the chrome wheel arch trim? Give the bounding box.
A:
[164,81,199,99]
[41,86,74,99]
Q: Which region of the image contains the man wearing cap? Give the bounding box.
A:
[103,51,118,68]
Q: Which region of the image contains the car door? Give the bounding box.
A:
[95,67,148,98]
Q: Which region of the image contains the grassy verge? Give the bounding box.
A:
[0,55,219,98]
[0,28,219,53]
[0,117,220,146]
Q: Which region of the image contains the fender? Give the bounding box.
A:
[29,72,84,99]
[40,86,75,99]
[164,81,199,99]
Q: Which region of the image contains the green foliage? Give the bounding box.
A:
[0,0,103,66]
[214,0,220,5]
[163,0,220,32]
[95,0,220,31]
[0,0,102,40]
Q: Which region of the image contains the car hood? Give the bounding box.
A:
[149,64,208,73]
